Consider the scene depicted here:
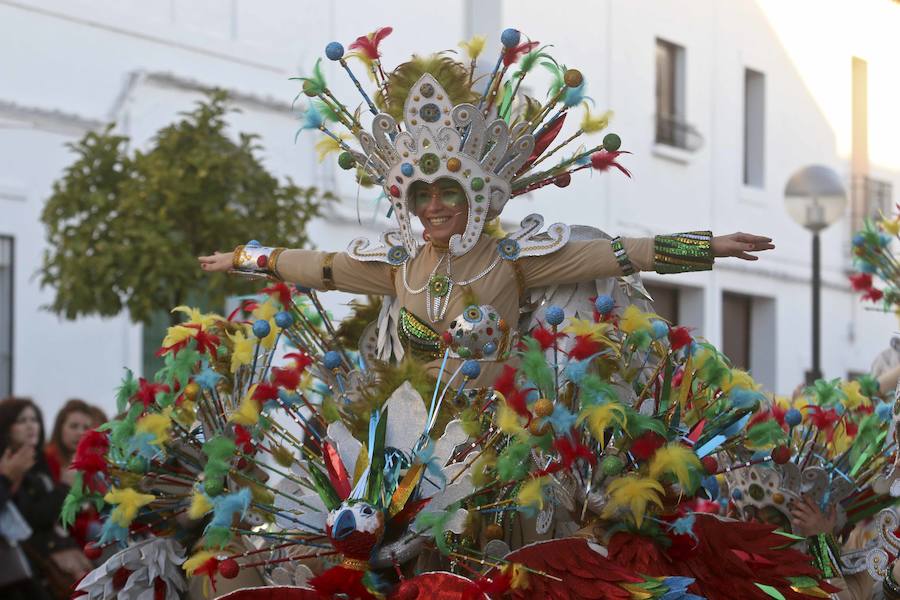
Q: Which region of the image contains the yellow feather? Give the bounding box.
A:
[229,384,260,426]
[315,135,350,162]
[135,409,172,446]
[171,305,221,329]
[227,327,255,373]
[183,550,218,576]
[517,476,550,511]
[647,443,702,490]
[721,368,758,393]
[564,318,613,341]
[161,325,197,350]
[840,380,869,411]
[252,299,278,322]
[502,563,530,590]
[578,402,627,445]
[104,487,155,527]
[188,490,213,519]
[498,400,526,436]
[580,103,613,134]
[459,35,487,61]
[620,305,659,334]
[602,475,664,528]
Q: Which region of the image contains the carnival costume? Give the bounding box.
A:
[66,28,899,600]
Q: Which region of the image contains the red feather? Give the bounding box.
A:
[493,364,518,398]
[285,352,314,373]
[233,425,255,454]
[529,112,566,161]
[609,514,840,600]
[539,432,596,475]
[136,378,170,409]
[848,272,873,291]
[322,441,352,500]
[502,40,539,67]
[192,557,220,592]
[668,326,692,351]
[253,383,280,402]
[309,565,376,600]
[260,282,295,309]
[590,150,632,177]
[531,323,564,351]
[271,366,301,390]
[498,537,642,599]
[568,335,604,361]
[630,431,666,461]
[70,430,110,492]
[349,27,393,60]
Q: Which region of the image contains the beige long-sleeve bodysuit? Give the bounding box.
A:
[274,233,655,387]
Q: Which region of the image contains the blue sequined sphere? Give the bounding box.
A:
[274,311,294,328]
[247,239,261,248]
[545,305,565,326]
[594,295,615,315]
[252,320,271,338]
[325,42,344,60]
[784,408,802,427]
[461,360,481,379]
[323,350,342,370]
[500,28,521,48]
[482,342,497,356]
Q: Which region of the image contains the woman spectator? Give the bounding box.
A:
[45,399,94,486]
[0,397,91,599]
[44,399,105,548]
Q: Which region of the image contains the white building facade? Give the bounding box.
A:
[1,0,898,420]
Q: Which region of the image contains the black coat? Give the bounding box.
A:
[0,465,77,558]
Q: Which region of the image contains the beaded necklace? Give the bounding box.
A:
[401,250,502,323]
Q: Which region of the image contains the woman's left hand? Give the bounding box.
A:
[712,232,774,261]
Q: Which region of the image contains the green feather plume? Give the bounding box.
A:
[379,54,477,121]
[519,338,555,398]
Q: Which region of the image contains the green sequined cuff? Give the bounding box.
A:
[807,533,842,580]
[654,231,714,274]
[611,236,636,276]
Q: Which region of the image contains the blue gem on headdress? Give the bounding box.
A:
[323,351,342,370]
[501,28,521,48]
[483,341,497,355]
[401,163,414,177]
[252,320,271,338]
[247,239,261,247]
[387,245,409,265]
[325,42,344,60]
[497,237,520,261]
[463,305,484,324]
[420,103,441,122]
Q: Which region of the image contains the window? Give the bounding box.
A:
[743,69,765,187]
[722,292,752,370]
[655,38,686,148]
[643,282,680,325]
[0,236,12,397]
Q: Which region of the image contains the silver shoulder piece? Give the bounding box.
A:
[346,230,413,264]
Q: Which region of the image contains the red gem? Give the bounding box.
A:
[441,331,453,345]
[771,445,791,465]
[257,255,268,268]
[486,327,493,335]
[218,558,240,579]
[389,185,401,198]
[84,542,103,560]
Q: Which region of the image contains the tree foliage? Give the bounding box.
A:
[40,90,328,324]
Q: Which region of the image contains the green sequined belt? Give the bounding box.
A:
[398,308,443,362]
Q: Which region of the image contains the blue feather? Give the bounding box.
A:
[206,488,251,532]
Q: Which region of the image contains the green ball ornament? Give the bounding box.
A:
[302,80,318,97]
[602,133,622,152]
[337,152,355,170]
[601,455,624,476]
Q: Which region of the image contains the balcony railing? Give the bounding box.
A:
[655,114,704,152]
[851,175,894,227]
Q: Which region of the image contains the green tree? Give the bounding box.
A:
[40,90,327,327]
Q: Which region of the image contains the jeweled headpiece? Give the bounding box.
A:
[296,27,627,257]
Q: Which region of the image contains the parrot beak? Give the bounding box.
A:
[332,508,356,540]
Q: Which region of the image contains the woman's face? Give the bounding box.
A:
[409,179,469,247]
[10,406,41,448]
[62,411,93,454]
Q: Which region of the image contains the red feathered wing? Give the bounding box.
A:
[608,514,840,600]
[218,587,320,600]
[498,537,643,600]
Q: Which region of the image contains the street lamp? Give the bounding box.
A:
[784,165,847,384]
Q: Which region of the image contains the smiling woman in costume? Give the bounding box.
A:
[199,42,772,386]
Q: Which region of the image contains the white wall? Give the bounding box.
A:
[1,0,898,424]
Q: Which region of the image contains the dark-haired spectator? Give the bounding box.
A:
[0,397,91,599]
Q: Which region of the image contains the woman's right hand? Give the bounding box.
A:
[0,445,35,484]
[50,547,92,578]
[198,251,234,273]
